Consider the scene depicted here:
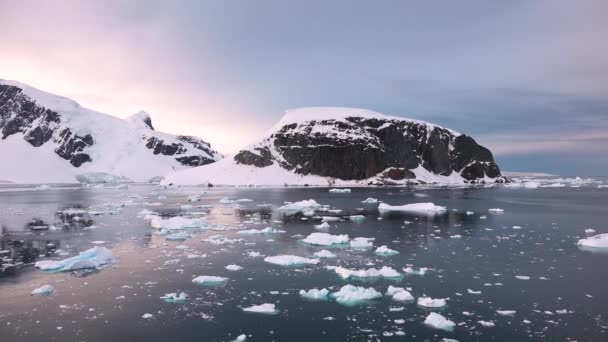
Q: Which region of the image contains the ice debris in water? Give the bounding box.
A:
[497,310,517,316]
[321,216,341,222]
[313,250,337,258]
[585,228,597,234]
[362,197,378,204]
[192,276,228,286]
[417,297,447,308]
[314,222,331,230]
[404,267,429,276]
[142,313,154,319]
[424,312,455,331]
[331,266,401,279]
[375,245,399,256]
[226,264,243,271]
[330,284,382,305]
[299,288,330,300]
[232,334,247,342]
[31,284,55,296]
[161,292,189,303]
[349,215,366,223]
[302,232,349,246]
[478,320,496,327]
[165,232,191,241]
[264,255,320,266]
[386,286,414,302]
[150,216,206,230]
[378,202,447,215]
[35,246,113,272]
[329,188,351,193]
[515,275,530,280]
[350,237,374,248]
[577,233,608,250]
[237,227,284,234]
[488,208,504,213]
[242,303,278,314]
[279,199,322,216]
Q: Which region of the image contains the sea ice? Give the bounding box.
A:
[314,222,331,230]
[150,216,205,230]
[31,284,55,296]
[496,310,516,316]
[386,286,414,302]
[362,198,378,204]
[349,215,366,223]
[226,264,243,271]
[242,303,278,314]
[488,208,504,213]
[417,297,447,308]
[166,232,191,241]
[302,233,349,246]
[375,245,399,256]
[378,202,447,215]
[35,246,113,272]
[403,267,428,276]
[279,199,322,216]
[264,255,320,266]
[424,312,455,331]
[329,188,351,193]
[330,284,382,305]
[192,275,228,286]
[237,227,284,234]
[161,292,189,303]
[313,250,337,258]
[142,313,154,319]
[350,237,374,248]
[321,216,341,222]
[577,233,608,249]
[332,266,401,279]
[478,320,495,327]
[299,288,330,300]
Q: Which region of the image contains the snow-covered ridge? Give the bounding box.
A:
[0,79,222,183]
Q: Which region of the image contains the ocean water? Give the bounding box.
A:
[0,184,607,341]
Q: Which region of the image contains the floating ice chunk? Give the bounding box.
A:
[150,216,205,230]
[466,211,475,215]
[192,275,228,286]
[35,246,113,272]
[349,215,366,223]
[161,292,189,303]
[314,222,331,230]
[515,275,530,280]
[375,245,399,256]
[279,199,322,216]
[314,250,337,258]
[31,284,55,296]
[299,288,329,300]
[232,334,247,342]
[585,228,597,234]
[329,188,351,193]
[321,216,341,222]
[203,235,243,245]
[264,255,320,266]
[142,313,154,319]
[166,232,191,241]
[386,286,414,301]
[417,297,447,308]
[237,227,284,234]
[488,208,504,213]
[330,284,382,305]
[362,198,378,204]
[332,266,401,279]
[242,303,278,314]
[467,289,482,295]
[302,233,349,246]
[403,267,428,276]
[478,320,495,327]
[378,202,447,215]
[523,181,540,189]
[248,251,262,258]
[577,233,608,250]
[350,237,374,248]
[424,312,455,331]
[226,264,243,271]
[180,204,193,210]
[496,310,516,316]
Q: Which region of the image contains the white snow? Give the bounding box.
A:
[577,233,608,250]
[330,284,382,305]
[378,202,447,215]
[417,297,447,308]
[242,303,278,314]
[35,246,113,272]
[301,233,349,246]
[192,276,228,285]
[299,288,330,300]
[264,255,320,266]
[424,312,455,331]
[31,284,55,296]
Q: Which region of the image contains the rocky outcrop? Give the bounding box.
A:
[234,109,503,183]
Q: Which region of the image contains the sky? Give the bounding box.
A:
[1,0,607,175]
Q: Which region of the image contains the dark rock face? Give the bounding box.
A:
[234,116,503,183]
[144,135,217,167]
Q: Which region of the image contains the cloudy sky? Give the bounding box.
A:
[1,0,607,175]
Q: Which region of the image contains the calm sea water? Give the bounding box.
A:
[0,184,607,341]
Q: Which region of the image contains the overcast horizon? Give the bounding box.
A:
[1,0,607,175]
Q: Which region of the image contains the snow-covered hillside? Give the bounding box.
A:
[163,107,505,186]
[0,80,222,183]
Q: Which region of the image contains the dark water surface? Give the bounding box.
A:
[0,185,607,341]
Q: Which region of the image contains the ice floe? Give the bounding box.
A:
[496,310,517,316]
[417,297,447,308]
[313,250,337,258]
[375,245,399,256]
[242,303,278,314]
[349,215,366,223]
[331,266,401,279]
[329,188,351,193]
[35,246,113,272]
[424,312,455,331]
[301,232,349,246]
[403,267,428,276]
[31,284,55,296]
[237,227,284,234]
[299,288,330,300]
[264,255,320,266]
[192,275,228,286]
[330,284,382,305]
[279,199,322,216]
[226,264,243,271]
[378,202,447,215]
[577,233,608,250]
[386,286,414,302]
[150,216,206,230]
[161,292,189,303]
[350,237,374,248]
[362,197,378,204]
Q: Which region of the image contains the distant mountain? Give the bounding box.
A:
[163,107,505,186]
[0,80,222,183]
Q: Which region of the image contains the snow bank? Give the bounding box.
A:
[264,255,320,266]
[35,246,113,272]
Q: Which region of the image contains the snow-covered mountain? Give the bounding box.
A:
[0,80,222,183]
[162,107,505,186]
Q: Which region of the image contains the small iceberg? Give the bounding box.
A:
[232,334,247,342]
[375,245,399,256]
[192,275,228,286]
[302,233,349,246]
[150,216,206,230]
[329,188,351,193]
[330,284,382,306]
[242,303,278,314]
[314,222,331,230]
[417,297,447,308]
[299,288,330,301]
[161,292,189,303]
[362,198,378,204]
[314,250,337,258]
[478,320,495,327]
[31,284,55,296]
[404,267,428,276]
[577,233,608,250]
[237,227,284,235]
[35,246,113,272]
[488,208,504,213]
[350,237,374,248]
[386,286,414,302]
[264,255,320,266]
[226,264,243,271]
[349,215,366,223]
[332,266,401,280]
[279,199,322,216]
[496,310,516,316]
[424,312,455,331]
[378,202,447,215]
[166,232,191,241]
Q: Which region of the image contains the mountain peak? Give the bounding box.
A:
[127,111,154,130]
